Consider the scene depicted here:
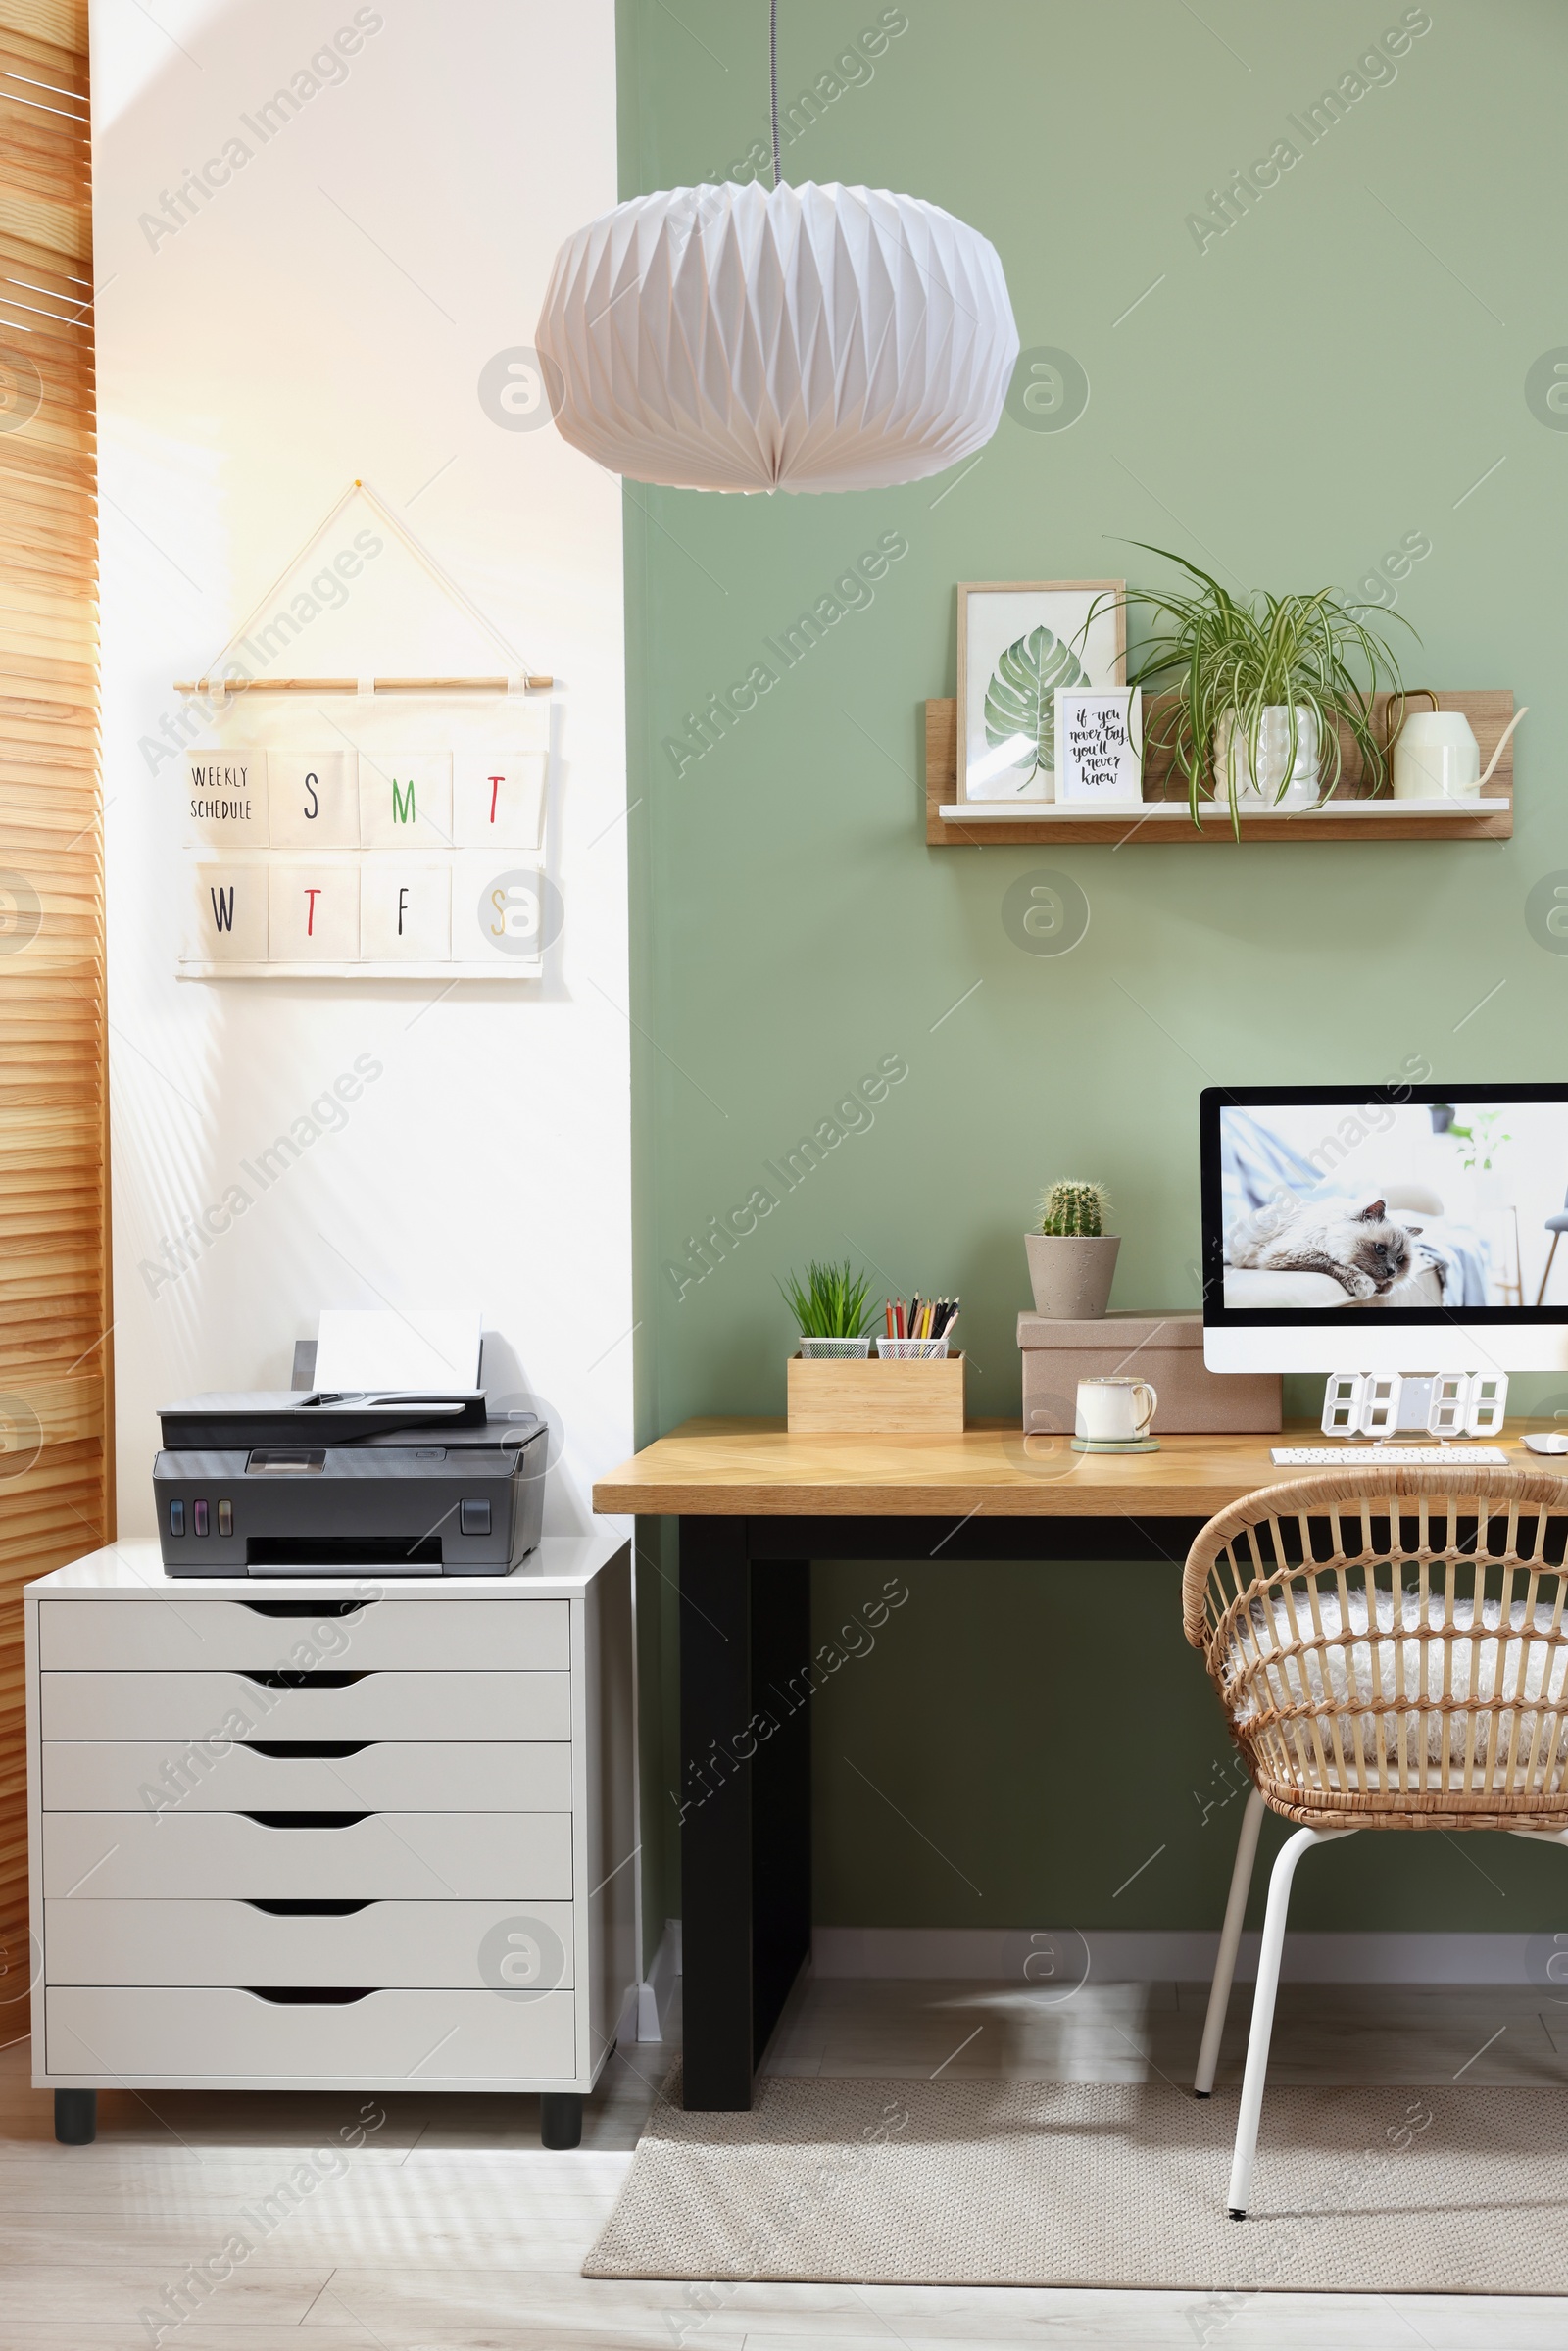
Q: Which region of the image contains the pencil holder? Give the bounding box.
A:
[875,1337,950,1358]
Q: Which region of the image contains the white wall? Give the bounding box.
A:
[92,0,630,1534]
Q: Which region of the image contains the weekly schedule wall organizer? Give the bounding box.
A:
[174,482,559,981]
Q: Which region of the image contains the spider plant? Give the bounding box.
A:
[1083,547,1417,836]
[778,1258,874,1339]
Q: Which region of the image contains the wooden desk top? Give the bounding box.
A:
[592,1418,1553,1520]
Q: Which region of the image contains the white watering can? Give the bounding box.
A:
[1391,692,1527,800]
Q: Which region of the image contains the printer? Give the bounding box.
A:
[153,1389,547,1577]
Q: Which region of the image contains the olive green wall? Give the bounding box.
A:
[620,0,1568,1946]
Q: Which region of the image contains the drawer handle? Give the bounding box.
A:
[241,1811,369,1829]
[241,1741,373,1760]
[242,1671,369,1690]
[245,1898,375,1915]
[242,1600,374,1620]
[244,1986,377,2004]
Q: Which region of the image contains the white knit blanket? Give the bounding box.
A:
[1225,1584,1568,1778]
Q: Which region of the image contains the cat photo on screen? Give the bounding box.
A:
[1212,1100,1532,1314]
[1227,1195,1429,1301]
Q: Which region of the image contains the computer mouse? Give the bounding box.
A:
[1522,1431,1568,1455]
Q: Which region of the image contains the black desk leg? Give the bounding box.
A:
[679,1515,754,2109]
[749,1552,811,2065]
[678,1518,811,2109]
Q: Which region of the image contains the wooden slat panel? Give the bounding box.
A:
[0,13,92,96]
[0,0,103,2010]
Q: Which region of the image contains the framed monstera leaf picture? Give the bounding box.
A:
[956,581,1125,802]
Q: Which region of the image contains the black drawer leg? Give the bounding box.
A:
[55,2089,96,2145]
[539,2092,582,2149]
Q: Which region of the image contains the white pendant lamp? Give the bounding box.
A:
[535,7,1019,495]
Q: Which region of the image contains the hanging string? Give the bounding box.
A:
[770,0,781,188]
[194,477,541,691]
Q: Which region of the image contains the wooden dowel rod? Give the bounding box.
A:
[373,676,555,693]
[172,675,555,694]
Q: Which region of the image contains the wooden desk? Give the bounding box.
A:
[593,1417,1536,2111]
[594,1416,1337,1522]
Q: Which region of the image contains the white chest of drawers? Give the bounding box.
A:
[25,1534,635,2149]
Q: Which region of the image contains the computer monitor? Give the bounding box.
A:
[1200,1084,1568,1372]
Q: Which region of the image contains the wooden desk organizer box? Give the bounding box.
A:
[787,1351,966,1434]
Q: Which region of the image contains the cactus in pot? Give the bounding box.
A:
[1025,1179,1120,1319]
[1039,1181,1109,1238]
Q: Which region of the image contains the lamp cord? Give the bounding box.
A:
[770,0,781,187]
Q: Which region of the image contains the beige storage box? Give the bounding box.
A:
[1016,1310,1280,1435]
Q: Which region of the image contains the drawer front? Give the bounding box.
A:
[41,1740,572,1814]
[38,1597,570,1673]
[45,1985,576,2082]
[45,1898,575,1989]
[40,1670,570,1742]
[43,1811,572,1900]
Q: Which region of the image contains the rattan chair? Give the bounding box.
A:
[1184,1465,1568,2218]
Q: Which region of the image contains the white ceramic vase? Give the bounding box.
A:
[1024,1232,1120,1319]
[1211,706,1321,809]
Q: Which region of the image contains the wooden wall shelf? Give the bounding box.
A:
[925,691,1515,845]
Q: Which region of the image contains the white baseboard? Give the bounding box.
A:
[810,1926,1554,1986]
[614,1979,642,2049]
[636,1917,682,2039]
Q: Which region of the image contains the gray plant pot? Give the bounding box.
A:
[1024,1232,1120,1319]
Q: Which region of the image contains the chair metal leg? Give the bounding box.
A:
[1537,1230,1562,1309]
[1195,1785,1266,2097]
[1227,1823,1356,2220]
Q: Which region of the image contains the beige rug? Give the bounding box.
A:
[585,2072,1568,2291]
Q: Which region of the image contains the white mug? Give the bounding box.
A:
[1076,1375,1157,1444]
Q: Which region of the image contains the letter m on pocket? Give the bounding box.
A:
[391,777,416,824]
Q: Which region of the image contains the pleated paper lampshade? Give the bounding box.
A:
[535,179,1020,495]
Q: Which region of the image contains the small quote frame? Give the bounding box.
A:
[1054,688,1143,804]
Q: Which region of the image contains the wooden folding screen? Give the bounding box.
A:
[0,0,109,2022]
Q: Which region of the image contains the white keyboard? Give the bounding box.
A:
[1270,1445,1509,1467]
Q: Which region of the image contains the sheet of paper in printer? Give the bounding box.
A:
[313,1308,483,1394]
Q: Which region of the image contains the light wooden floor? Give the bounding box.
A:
[4,1978,1568,2348]
[768,1973,1568,2088]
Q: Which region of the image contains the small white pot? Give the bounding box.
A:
[796,1336,871,1358]
[1212,706,1321,808]
[1024,1232,1120,1319]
